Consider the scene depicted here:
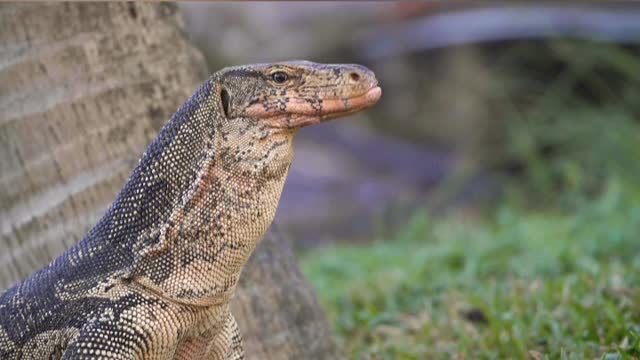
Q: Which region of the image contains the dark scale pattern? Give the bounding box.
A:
[0,61,381,359]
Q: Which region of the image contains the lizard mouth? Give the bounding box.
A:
[319,86,382,121]
[249,85,382,129]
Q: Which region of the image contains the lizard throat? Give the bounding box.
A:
[246,86,382,129]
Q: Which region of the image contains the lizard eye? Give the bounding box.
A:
[271,71,289,83]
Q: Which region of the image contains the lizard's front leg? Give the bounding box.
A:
[221,312,244,360]
[61,290,197,360]
[175,308,244,360]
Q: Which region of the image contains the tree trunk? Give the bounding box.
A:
[0,3,338,359]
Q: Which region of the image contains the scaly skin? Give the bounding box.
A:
[0,61,381,359]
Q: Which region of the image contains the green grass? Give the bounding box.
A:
[300,179,640,359]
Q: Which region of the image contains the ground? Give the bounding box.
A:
[301,179,640,359]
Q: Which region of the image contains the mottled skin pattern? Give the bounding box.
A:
[0,61,381,359]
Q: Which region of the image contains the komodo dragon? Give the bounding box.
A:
[0,61,382,359]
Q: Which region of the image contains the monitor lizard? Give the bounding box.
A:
[0,61,382,359]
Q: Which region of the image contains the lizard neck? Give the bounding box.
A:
[131,117,296,306]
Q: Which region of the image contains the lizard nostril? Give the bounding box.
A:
[349,72,360,83]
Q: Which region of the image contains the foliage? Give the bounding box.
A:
[301,179,640,359]
[495,40,640,207]
[300,38,640,360]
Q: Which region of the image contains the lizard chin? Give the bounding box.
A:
[250,86,382,129]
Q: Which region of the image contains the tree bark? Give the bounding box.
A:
[0,3,338,359]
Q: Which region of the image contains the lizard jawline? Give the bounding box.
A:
[248,86,382,129]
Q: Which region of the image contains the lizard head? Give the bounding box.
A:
[214,60,382,129]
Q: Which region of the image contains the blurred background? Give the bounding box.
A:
[179,2,640,359]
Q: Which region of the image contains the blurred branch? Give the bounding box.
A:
[359,5,640,59]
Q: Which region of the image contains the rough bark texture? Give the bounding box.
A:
[0,3,338,359]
